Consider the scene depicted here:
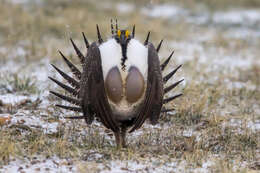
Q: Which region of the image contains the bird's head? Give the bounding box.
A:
[114,29,131,46]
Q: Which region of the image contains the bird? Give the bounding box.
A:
[49,20,184,148]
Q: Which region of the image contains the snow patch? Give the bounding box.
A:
[213,10,260,27]
[1,156,76,173]
[194,161,214,173]
[0,94,30,105]
[223,119,260,133]
[142,4,188,18]
[183,129,193,137]
[10,0,30,5]
[9,111,59,134]
[116,3,135,14]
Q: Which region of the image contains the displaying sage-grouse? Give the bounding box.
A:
[49,20,183,148]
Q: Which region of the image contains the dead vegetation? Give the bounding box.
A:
[0,0,260,172]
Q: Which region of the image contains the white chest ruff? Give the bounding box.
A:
[99,38,148,82]
[99,38,148,117]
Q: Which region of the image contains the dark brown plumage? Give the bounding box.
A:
[49,22,183,148]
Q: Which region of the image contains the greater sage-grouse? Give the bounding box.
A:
[49,20,183,148]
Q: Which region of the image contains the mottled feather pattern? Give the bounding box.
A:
[49,22,184,147]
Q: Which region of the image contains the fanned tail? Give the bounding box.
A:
[49,33,92,119]
[159,44,184,113]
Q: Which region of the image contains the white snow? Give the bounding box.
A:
[225,81,256,91]
[9,0,43,6]
[0,94,30,105]
[169,39,259,74]
[247,120,260,132]
[185,13,210,25]
[10,0,30,5]
[223,119,260,133]
[9,111,59,134]
[141,4,188,18]
[1,2,260,172]
[213,55,252,70]
[182,129,193,137]
[224,28,260,39]
[213,10,260,26]
[141,4,260,32]
[194,161,214,173]
[101,160,146,173]
[1,156,76,173]
[116,3,135,14]
[169,41,205,64]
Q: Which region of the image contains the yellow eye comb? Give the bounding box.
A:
[117,30,121,37]
[125,30,129,38]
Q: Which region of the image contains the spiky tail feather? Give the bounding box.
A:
[50,33,91,118]
[158,43,183,113]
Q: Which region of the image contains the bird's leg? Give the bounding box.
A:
[114,128,127,148]
[121,127,127,148]
[114,131,122,148]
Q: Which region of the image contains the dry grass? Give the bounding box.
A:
[150,0,260,10]
[182,0,260,9]
[0,0,260,172]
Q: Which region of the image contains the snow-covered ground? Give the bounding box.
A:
[1,156,76,173]
[142,3,260,29]
[1,1,260,172]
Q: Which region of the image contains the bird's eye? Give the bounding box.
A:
[125,30,129,38]
[117,30,121,37]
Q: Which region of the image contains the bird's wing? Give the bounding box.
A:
[129,42,164,133]
[80,42,119,132]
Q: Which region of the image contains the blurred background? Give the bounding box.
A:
[1,0,259,104]
[1,0,260,63]
[0,0,260,172]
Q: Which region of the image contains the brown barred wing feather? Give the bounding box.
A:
[129,43,164,133]
[80,42,119,132]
